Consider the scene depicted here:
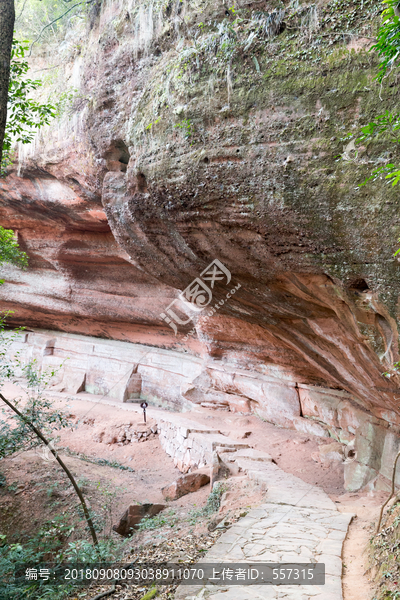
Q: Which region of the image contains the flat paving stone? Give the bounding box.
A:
[175,445,354,600]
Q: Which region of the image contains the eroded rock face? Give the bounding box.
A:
[113,503,165,537]
[1,0,400,489]
[0,172,185,346]
[6,329,400,490]
[161,472,210,500]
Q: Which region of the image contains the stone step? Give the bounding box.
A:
[234,448,274,462]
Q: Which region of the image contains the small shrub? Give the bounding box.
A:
[188,482,227,524]
[138,509,178,531]
[0,521,127,599]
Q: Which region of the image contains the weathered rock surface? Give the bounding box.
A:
[318,441,345,466]
[5,329,400,491]
[112,503,165,537]
[2,0,400,491]
[234,448,274,462]
[211,451,232,487]
[156,411,250,473]
[161,472,210,500]
[95,420,158,445]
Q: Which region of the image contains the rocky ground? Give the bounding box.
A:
[369,498,400,600]
[0,382,392,599]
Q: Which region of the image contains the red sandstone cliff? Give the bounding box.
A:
[1,0,400,438]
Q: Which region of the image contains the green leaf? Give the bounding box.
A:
[0,227,28,268]
[2,39,56,175]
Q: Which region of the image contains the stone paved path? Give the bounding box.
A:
[175,449,354,600]
[42,393,354,599]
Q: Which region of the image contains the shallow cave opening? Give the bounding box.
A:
[136,172,148,193]
[104,140,131,172]
[348,278,370,292]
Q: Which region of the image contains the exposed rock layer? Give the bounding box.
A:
[7,329,400,492]
[1,0,400,489]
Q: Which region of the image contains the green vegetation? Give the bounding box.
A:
[343,1,400,191]
[0,315,67,460]
[188,482,227,524]
[372,0,400,81]
[140,588,158,600]
[64,449,135,473]
[14,0,96,46]
[138,483,227,531]
[138,508,178,531]
[0,311,122,596]
[370,500,400,600]
[174,118,194,141]
[0,516,125,600]
[0,226,28,275]
[2,39,56,175]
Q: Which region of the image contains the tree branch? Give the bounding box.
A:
[376,450,400,533]
[0,391,99,548]
[90,584,117,600]
[15,0,29,24]
[29,0,96,56]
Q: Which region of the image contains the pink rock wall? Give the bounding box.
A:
[6,329,400,491]
[1,0,400,490]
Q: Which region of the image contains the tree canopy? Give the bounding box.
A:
[350,1,400,188]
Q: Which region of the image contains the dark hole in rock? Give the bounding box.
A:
[278,21,286,35]
[203,157,209,164]
[137,173,147,192]
[43,339,56,356]
[104,140,130,172]
[348,278,369,292]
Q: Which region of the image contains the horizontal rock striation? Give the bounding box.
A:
[6,329,400,491]
[2,0,400,489]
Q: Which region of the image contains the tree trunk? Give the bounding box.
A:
[0,392,99,548]
[0,0,15,165]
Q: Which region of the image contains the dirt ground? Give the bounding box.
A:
[0,381,389,599]
[338,495,385,600]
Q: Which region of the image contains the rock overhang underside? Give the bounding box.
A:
[1,0,400,492]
